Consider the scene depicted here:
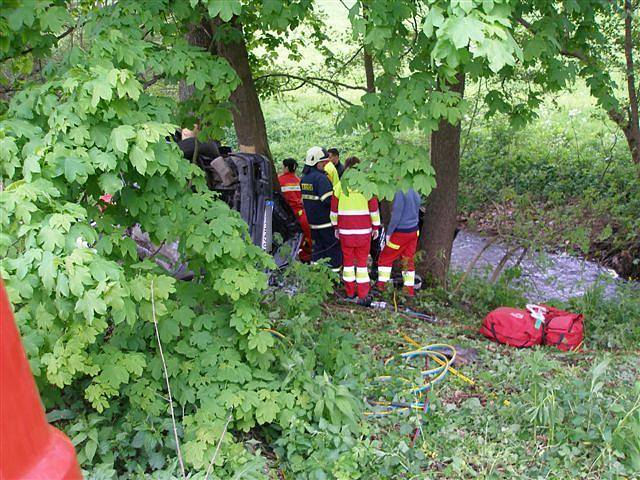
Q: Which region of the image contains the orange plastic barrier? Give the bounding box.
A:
[0,281,82,480]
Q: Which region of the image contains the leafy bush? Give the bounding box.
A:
[0,4,379,478]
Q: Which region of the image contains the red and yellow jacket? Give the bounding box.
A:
[278,171,305,218]
[330,188,380,247]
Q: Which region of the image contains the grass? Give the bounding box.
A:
[324,280,640,479]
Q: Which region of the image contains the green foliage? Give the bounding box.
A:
[459,97,640,267]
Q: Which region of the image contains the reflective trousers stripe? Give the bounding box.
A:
[355,267,370,284]
[310,222,333,229]
[402,270,415,287]
[377,265,392,282]
[343,266,356,282]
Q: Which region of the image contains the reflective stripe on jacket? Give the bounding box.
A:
[330,189,380,246]
[300,168,334,228]
[278,172,304,217]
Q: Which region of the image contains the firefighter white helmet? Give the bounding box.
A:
[304,146,329,166]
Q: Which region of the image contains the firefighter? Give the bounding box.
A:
[278,158,312,262]
[330,157,380,303]
[300,146,342,271]
[376,188,421,296]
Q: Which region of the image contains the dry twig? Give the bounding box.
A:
[150,279,187,479]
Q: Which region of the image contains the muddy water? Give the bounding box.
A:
[450,230,628,302]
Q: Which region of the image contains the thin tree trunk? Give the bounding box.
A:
[623,0,639,165]
[216,21,272,163]
[418,74,465,286]
[364,48,375,94]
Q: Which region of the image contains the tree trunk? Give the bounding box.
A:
[418,74,465,286]
[185,19,275,186]
[623,0,639,165]
[216,21,272,163]
[364,48,375,94]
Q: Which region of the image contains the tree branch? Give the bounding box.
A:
[515,17,589,62]
[330,45,364,81]
[256,73,361,105]
[255,73,367,91]
[143,73,164,89]
[2,26,75,63]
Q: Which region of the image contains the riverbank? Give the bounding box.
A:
[458,201,639,281]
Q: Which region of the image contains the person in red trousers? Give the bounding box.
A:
[376,188,421,296]
[278,158,312,262]
[330,157,380,303]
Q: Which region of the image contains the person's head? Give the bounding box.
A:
[328,148,340,165]
[283,157,298,174]
[305,146,330,171]
[181,123,200,140]
[344,156,360,171]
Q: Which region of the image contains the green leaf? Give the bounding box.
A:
[207,0,242,22]
[255,395,280,425]
[110,125,136,154]
[129,145,148,174]
[38,251,57,291]
[422,6,445,37]
[84,439,98,463]
[63,157,89,183]
[90,149,117,170]
[98,172,122,194]
[40,6,72,32]
[23,155,41,182]
[248,330,275,354]
[447,15,486,49]
[91,79,113,108]
[39,226,65,251]
[6,7,35,31]
[75,290,108,323]
[159,318,180,343]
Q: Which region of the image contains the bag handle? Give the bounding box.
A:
[526,304,547,329]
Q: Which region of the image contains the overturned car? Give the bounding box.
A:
[178,138,302,267]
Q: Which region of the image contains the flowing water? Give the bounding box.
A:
[450,230,629,302]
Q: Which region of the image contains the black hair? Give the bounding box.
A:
[327,148,339,156]
[283,157,298,173]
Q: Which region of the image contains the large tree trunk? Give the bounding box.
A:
[418,74,465,286]
[216,21,272,162]
[184,19,275,186]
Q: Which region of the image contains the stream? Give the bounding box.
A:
[450,230,630,302]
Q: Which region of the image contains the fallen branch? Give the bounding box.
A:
[150,279,187,480]
[489,246,520,284]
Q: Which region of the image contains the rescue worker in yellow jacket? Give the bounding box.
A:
[330,156,380,303]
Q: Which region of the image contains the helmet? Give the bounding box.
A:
[305,146,329,166]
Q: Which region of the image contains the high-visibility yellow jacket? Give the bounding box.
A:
[330,187,380,247]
